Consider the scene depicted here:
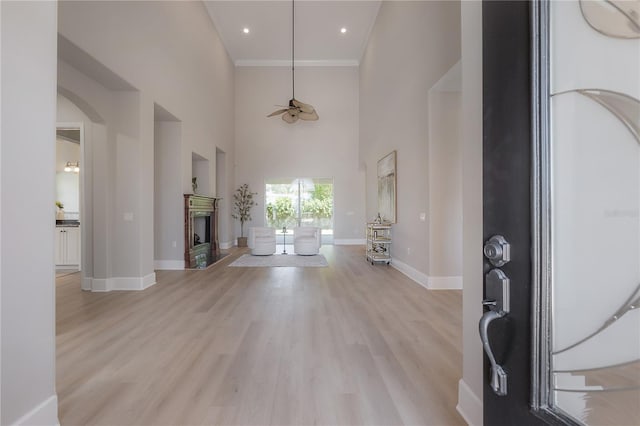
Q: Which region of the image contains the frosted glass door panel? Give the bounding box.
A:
[550,1,640,423]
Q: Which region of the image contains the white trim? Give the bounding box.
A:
[390,260,462,290]
[390,258,429,289]
[81,276,92,291]
[88,273,156,292]
[428,275,463,290]
[11,394,59,426]
[220,241,233,250]
[456,379,482,426]
[154,260,185,270]
[235,59,359,67]
[141,272,156,289]
[91,278,109,292]
[334,238,366,245]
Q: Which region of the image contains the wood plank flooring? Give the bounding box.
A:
[56,245,465,425]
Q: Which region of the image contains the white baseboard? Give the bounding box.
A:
[429,275,463,290]
[154,260,185,270]
[11,394,59,426]
[390,260,462,290]
[334,239,366,245]
[390,258,429,289]
[220,241,233,249]
[89,272,156,292]
[456,379,482,426]
[81,276,92,291]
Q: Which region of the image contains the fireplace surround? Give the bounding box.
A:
[184,194,220,269]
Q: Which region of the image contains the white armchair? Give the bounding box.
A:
[293,227,321,255]
[248,227,276,256]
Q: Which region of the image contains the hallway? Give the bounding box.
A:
[56,246,464,425]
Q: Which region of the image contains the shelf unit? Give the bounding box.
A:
[366,222,392,265]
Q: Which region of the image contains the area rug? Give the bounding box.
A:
[229,254,328,268]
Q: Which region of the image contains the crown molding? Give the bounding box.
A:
[235,59,359,67]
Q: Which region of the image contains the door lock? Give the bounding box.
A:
[483,235,511,267]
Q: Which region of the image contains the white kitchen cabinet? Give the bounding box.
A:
[56,226,80,268]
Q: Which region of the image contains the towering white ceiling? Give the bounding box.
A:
[204,1,381,66]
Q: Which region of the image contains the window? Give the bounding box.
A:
[265,178,334,241]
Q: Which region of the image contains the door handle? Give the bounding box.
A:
[479,309,508,396]
[479,268,510,396]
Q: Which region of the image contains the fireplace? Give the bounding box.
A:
[184,194,220,269]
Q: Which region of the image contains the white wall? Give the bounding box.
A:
[359,1,461,285]
[154,120,183,266]
[57,1,235,277]
[234,66,365,242]
[457,1,484,425]
[427,90,462,279]
[1,1,59,424]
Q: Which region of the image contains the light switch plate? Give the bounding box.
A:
[419,212,426,221]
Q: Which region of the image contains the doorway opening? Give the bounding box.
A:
[55,124,83,278]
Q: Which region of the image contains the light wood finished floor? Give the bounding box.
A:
[56,245,464,425]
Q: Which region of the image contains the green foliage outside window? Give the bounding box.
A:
[301,183,333,219]
[266,197,296,228]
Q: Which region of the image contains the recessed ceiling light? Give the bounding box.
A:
[340,27,347,34]
[243,28,250,34]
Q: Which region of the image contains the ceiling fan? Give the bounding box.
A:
[267,0,319,123]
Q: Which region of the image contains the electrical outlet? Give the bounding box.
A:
[407,247,411,255]
[419,212,426,222]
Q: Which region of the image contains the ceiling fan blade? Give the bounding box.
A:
[267,108,289,117]
[292,99,315,114]
[282,111,299,123]
[298,110,319,121]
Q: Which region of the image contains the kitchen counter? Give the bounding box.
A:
[56,220,80,227]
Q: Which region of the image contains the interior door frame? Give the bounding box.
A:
[56,121,87,287]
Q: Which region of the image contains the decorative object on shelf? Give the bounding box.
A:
[374,212,382,224]
[232,184,258,247]
[366,222,392,265]
[56,201,65,220]
[192,177,198,194]
[377,151,397,223]
[267,0,319,123]
[64,161,80,173]
[281,226,288,255]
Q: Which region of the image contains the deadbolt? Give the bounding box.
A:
[484,235,511,267]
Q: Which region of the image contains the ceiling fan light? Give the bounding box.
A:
[268,0,318,124]
[298,111,319,121]
[291,98,314,114]
[282,112,298,123]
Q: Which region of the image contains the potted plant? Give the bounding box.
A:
[55,201,65,220]
[232,184,257,247]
